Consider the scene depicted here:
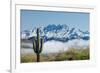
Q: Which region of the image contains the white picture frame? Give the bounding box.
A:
[11,0,96,73]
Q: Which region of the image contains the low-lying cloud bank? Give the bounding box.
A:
[21,39,89,54]
[43,39,89,53]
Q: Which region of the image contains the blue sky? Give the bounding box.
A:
[20,10,89,31]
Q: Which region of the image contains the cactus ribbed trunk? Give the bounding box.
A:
[36,28,40,62]
[37,54,40,62]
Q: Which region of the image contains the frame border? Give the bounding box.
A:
[11,2,96,73]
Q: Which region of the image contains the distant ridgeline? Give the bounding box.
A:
[21,24,89,42]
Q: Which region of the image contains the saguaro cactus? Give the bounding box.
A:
[33,28,43,62]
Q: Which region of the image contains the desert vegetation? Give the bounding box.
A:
[21,46,89,63]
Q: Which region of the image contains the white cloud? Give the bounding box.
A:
[43,39,89,53]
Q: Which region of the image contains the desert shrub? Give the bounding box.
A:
[54,53,67,61]
[54,47,89,61]
[65,47,90,60]
[75,48,90,60]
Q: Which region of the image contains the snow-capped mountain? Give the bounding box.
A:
[21,24,89,42]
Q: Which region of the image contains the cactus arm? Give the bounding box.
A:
[33,39,37,53]
[39,38,43,53]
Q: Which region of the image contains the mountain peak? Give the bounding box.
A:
[21,24,89,42]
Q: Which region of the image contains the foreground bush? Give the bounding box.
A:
[55,47,89,61]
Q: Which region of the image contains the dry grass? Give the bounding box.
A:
[21,47,89,63]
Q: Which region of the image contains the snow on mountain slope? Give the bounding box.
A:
[21,24,89,42]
